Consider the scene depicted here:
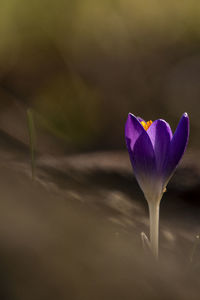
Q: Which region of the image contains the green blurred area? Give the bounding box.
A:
[0,0,200,151]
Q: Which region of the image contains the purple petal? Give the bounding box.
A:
[132,131,158,200]
[166,113,189,178]
[137,116,145,123]
[125,113,146,151]
[147,119,173,174]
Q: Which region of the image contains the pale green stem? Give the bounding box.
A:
[27,108,36,180]
[148,201,160,259]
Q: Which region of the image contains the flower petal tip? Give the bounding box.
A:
[182,112,189,123]
[180,112,190,131]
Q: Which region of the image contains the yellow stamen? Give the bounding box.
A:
[141,120,152,131]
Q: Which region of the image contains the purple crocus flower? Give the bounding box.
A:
[125,113,189,257]
[125,113,189,203]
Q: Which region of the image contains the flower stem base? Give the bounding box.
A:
[148,201,160,259]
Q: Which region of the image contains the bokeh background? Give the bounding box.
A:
[0,0,200,153]
[1,2,200,299]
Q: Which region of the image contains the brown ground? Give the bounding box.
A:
[0,128,200,300]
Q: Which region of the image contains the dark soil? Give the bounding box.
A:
[0,129,200,299]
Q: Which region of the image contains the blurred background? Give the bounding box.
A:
[1,2,200,299]
[0,0,200,153]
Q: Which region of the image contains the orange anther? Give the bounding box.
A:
[141,120,152,131]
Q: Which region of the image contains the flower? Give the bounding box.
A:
[125,113,189,203]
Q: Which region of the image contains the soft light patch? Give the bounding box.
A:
[140,120,152,131]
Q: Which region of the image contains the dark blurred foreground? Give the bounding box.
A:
[0,128,200,300]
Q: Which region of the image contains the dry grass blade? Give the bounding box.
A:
[27,108,36,180]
